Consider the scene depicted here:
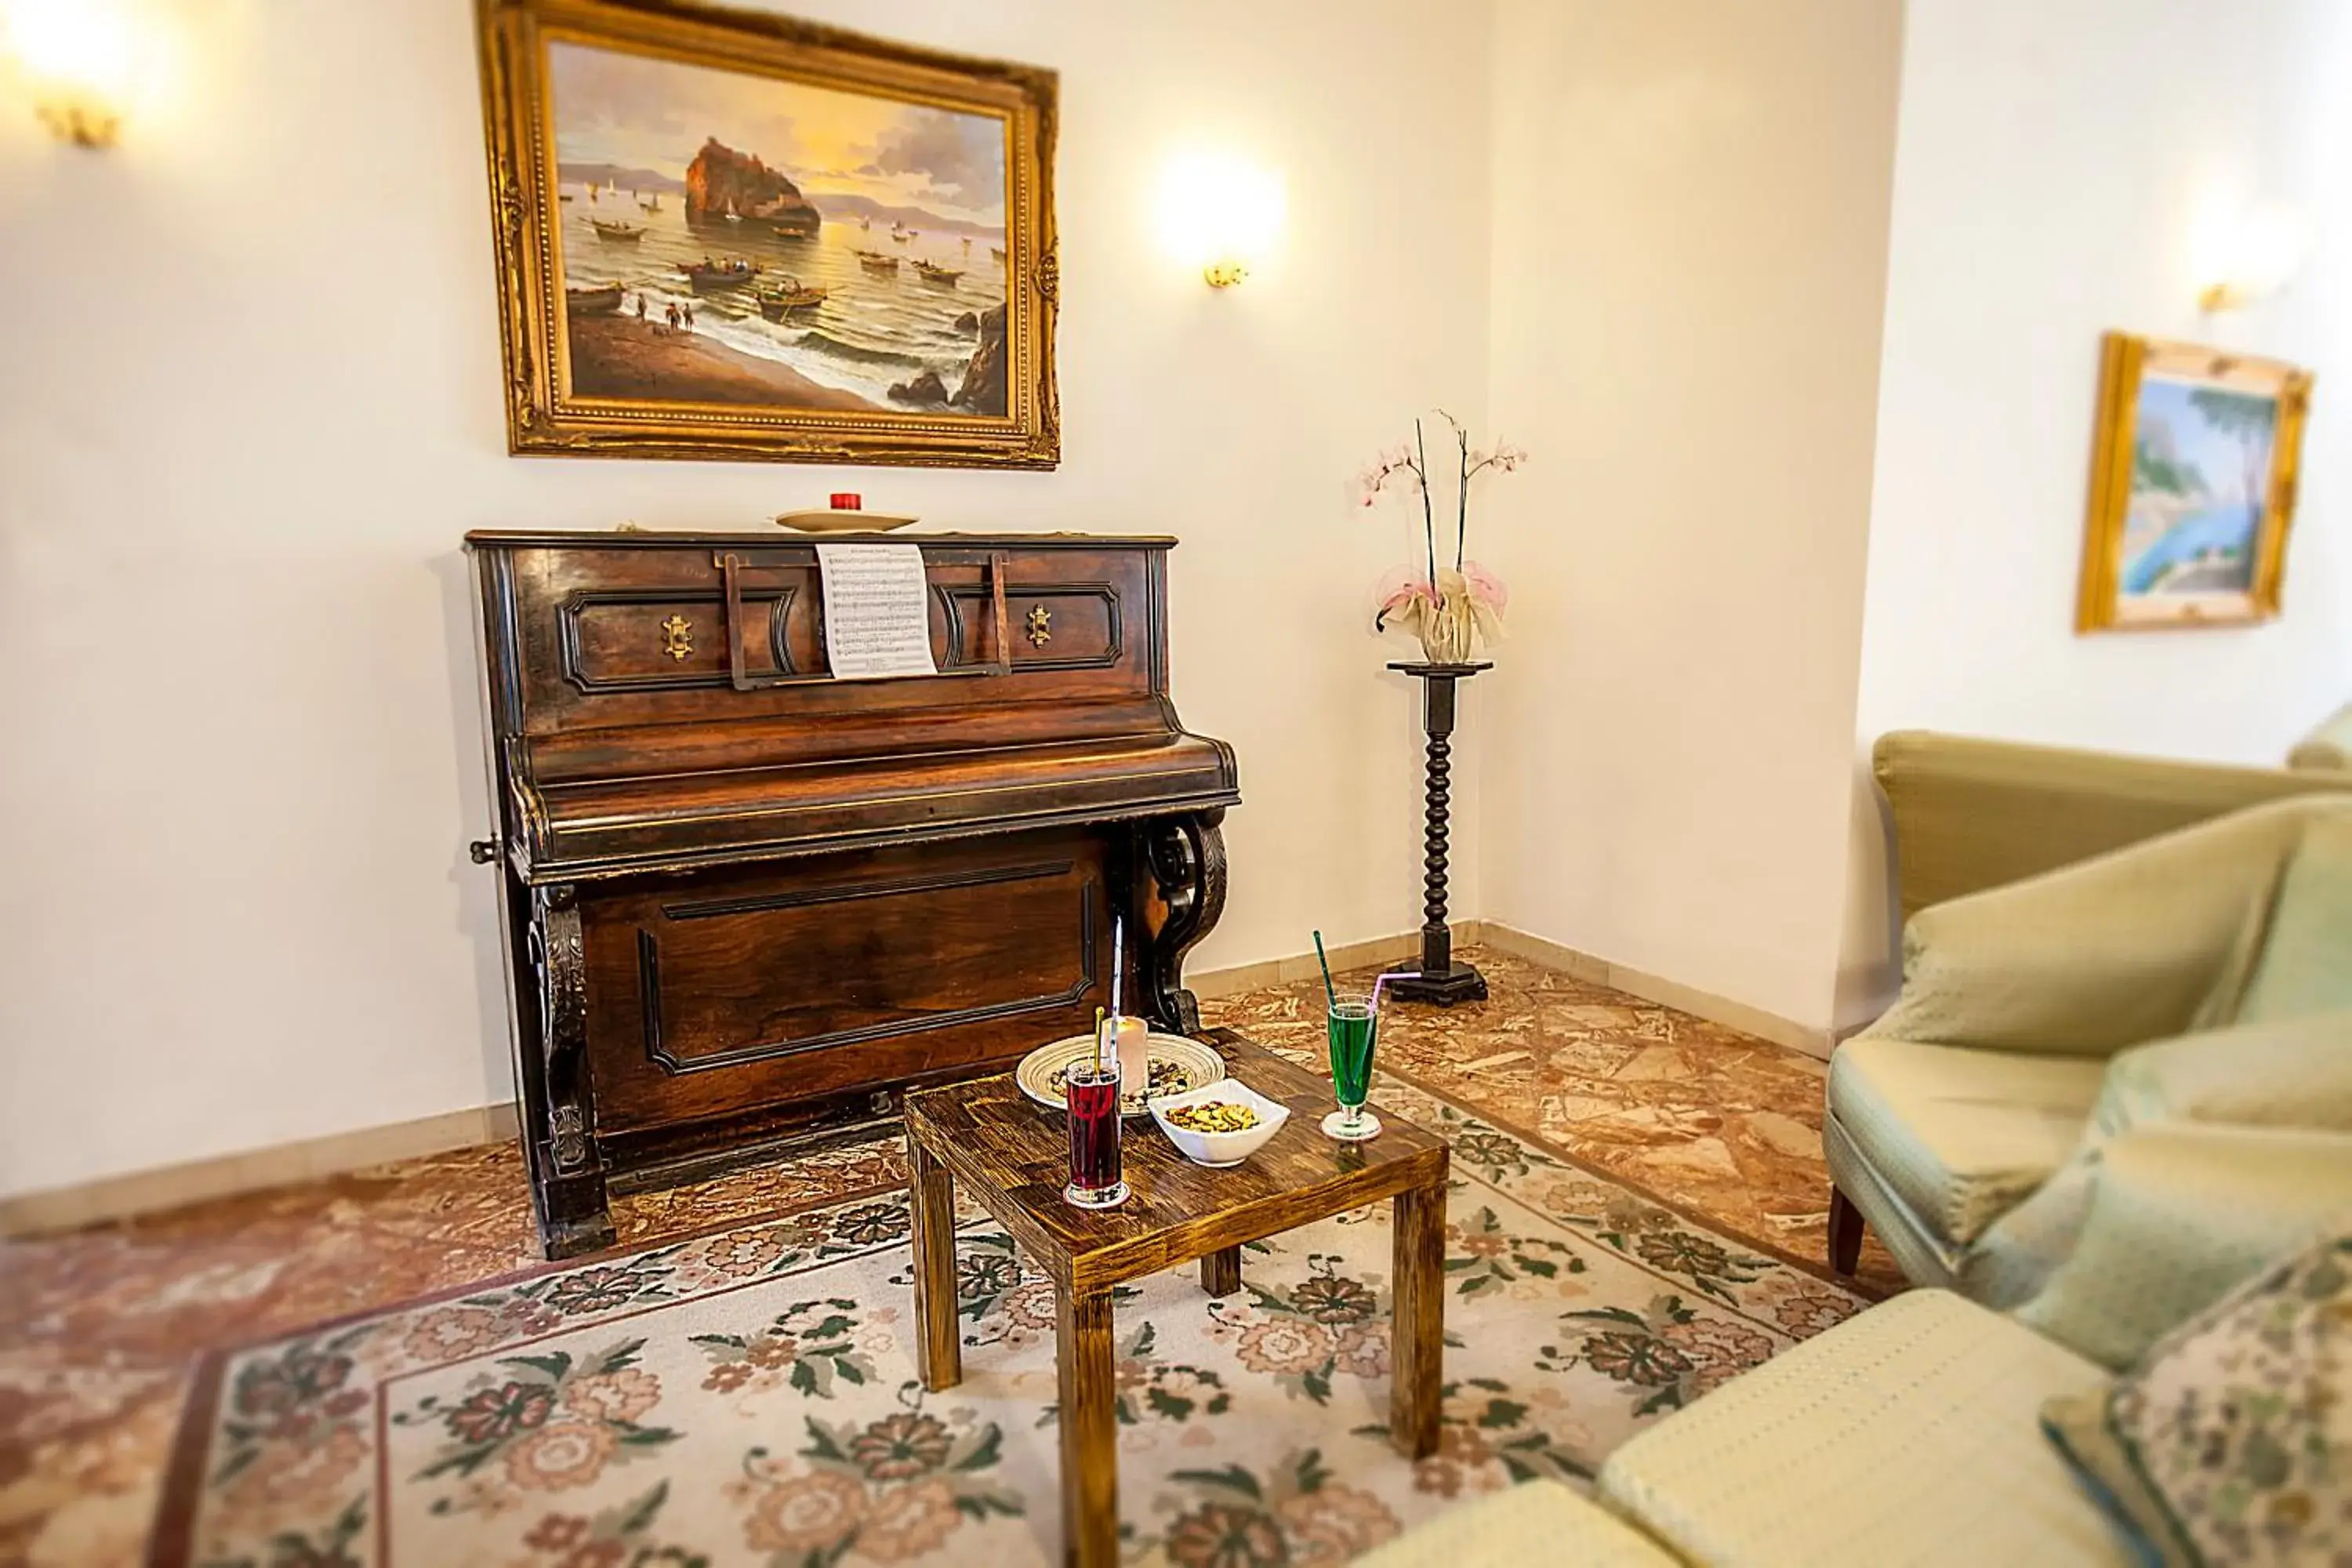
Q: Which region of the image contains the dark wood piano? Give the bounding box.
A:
[465,531,1239,1257]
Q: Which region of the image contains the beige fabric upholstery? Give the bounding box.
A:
[2094,1008,2352,1137]
[1354,1479,1680,1567]
[1861,797,2341,1056]
[1838,796,2352,1297]
[1599,1289,2125,1566]
[2014,1124,2352,1370]
[1843,1007,2352,1313]
[2236,810,2352,1022]
[2288,699,2352,771]
[1873,729,2352,921]
[1828,1036,2105,1249]
[1822,1109,1964,1288]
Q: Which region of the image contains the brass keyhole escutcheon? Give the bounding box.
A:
[1025,604,1052,648]
[660,614,694,661]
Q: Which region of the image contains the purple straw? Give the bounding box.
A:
[1369,971,1417,1013]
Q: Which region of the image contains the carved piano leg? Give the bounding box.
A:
[1140,811,1229,1036]
[528,885,615,1258]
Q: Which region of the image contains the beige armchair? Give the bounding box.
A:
[1827,792,2352,1298]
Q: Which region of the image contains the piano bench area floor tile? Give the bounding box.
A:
[0,942,1896,1564]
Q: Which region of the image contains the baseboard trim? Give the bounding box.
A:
[1475,923,1834,1059]
[0,1103,522,1240]
[1187,927,1460,1000]
[4,923,1824,1236]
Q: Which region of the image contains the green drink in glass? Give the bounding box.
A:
[1323,991,1381,1141]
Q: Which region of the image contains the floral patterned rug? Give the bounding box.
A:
[149,1080,1867,1566]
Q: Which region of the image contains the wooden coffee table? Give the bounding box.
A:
[902,1028,1450,1568]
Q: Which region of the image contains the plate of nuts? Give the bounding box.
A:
[1149,1080,1291,1167]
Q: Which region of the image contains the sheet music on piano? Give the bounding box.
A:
[814,543,939,680]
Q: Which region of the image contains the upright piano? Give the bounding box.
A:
[465,531,1239,1256]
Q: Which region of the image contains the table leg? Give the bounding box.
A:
[1200,1245,1242,1298]
[907,1134,961,1392]
[1390,1181,1444,1459]
[1056,1283,1119,1568]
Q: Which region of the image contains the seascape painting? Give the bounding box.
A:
[550,42,1010,416]
[2118,376,2276,598]
[2077,332,2312,630]
[478,0,1059,466]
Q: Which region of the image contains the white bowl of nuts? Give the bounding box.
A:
[1149,1079,1291,1167]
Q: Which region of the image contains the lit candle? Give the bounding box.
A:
[1113,1015,1150,1100]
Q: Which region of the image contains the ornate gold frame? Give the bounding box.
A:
[2077,331,2313,631]
[476,0,1059,467]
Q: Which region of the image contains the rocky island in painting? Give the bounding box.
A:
[546,38,1011,416]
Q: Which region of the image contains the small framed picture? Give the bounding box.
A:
[2078,332,2314,630]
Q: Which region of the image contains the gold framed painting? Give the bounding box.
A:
[476,0,1058,467]
[2077,331,2313,630]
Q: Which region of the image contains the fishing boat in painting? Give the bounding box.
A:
[564,283,625,314]
[589,217,644,241]
[755,278,829,320]
[855,249,900,274]
[912,260,964,286]
[677,258,763,292]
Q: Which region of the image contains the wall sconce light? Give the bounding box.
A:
[1157,151,1285,289]
[2194,202,2309,314]
[2,0,138,148]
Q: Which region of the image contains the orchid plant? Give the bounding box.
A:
[1357,411,1526,663]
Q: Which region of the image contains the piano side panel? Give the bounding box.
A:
[578,827,1115,1140]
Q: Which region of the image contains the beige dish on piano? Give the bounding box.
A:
[774,509,919,532]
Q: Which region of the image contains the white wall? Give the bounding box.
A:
[1479,0,1904,1037]
[1840,0,2352,1022]
[0,0,1495,1198]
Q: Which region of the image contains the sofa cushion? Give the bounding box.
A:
[2235,811,2352,1023]
[2015,1124,2352,1370]
[1828,1035,2106,1247]
[2041,1230,2352,1566]
[1599,1289,2125,1566]
[1353,1479,1680,1567]
[2093,1008,2352,1138]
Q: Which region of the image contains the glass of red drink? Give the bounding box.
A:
[1064,1058,1127,1209]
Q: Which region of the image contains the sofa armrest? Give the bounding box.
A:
[1873,729,2351,921]
[1861,799,2310,1055]
[2014,1123,2352,1369]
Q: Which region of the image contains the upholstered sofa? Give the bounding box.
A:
[1360,1127,2352,1566]
[1827,790,2352,1300]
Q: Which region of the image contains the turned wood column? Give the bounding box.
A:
[1385,662,1490,1005]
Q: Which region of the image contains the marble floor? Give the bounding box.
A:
[0,942,1898,1565]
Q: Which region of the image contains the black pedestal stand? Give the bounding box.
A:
[1385,661,1490,1005]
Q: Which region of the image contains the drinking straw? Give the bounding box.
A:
[1370,971,1417,1014]
[1312,931,1338,1011]
[1110,915,1125,1018]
